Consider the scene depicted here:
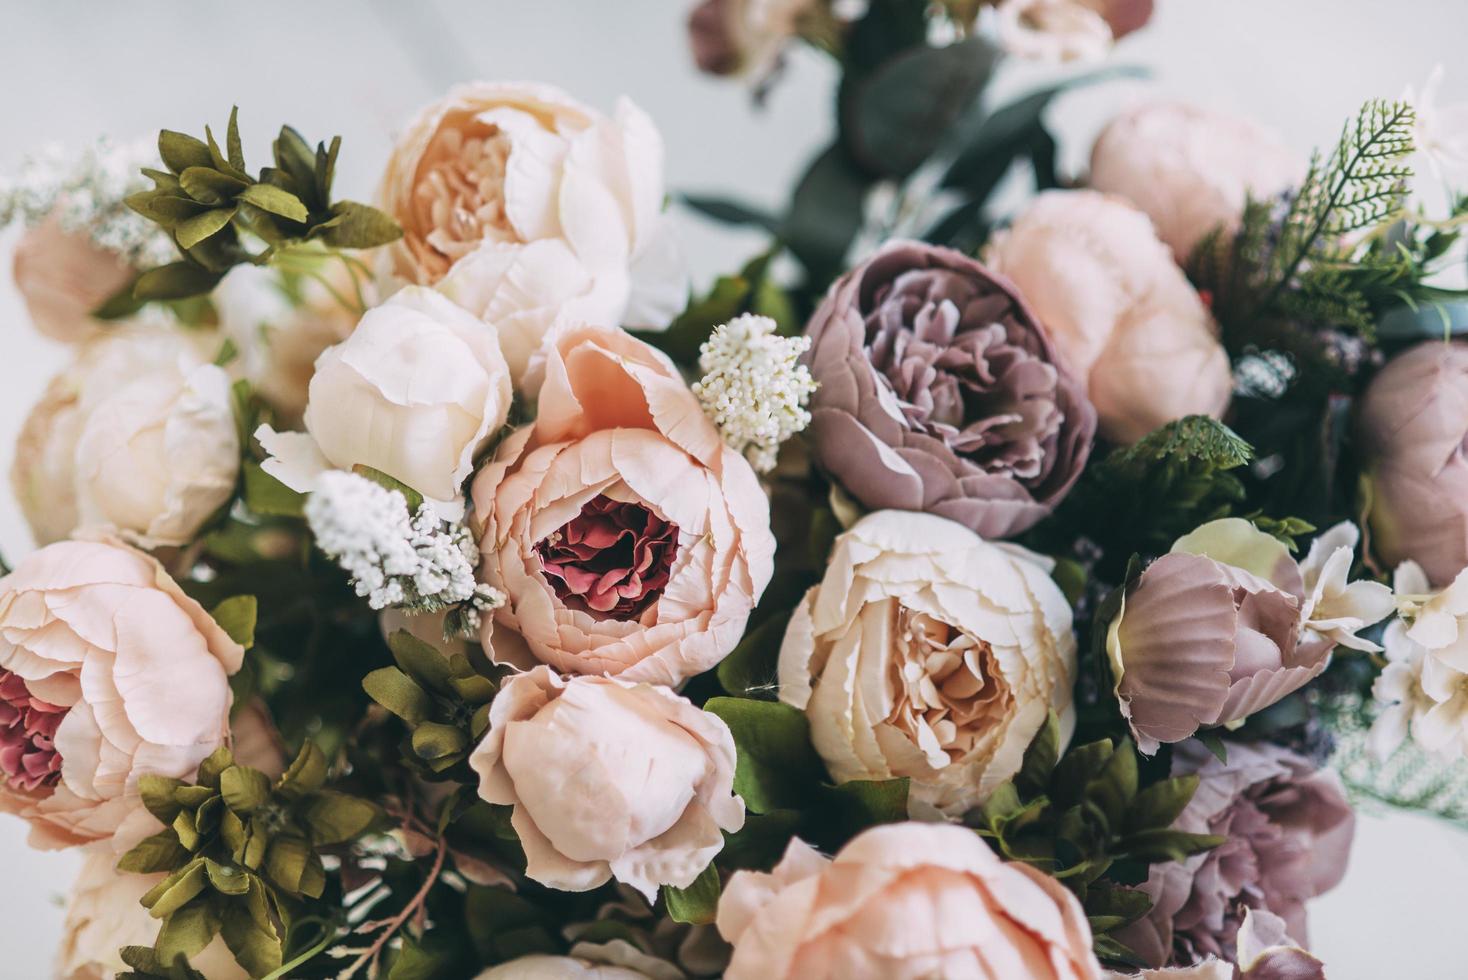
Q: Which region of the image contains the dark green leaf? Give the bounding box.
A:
[781,144,870,281]
[704,697,826,813]
[1085,738,1139,829]
[133,262,223,302]
[388,629,456,695]
[313,200,403,248]
[364,667,433,725]
[302,790,381,845]
[662,862,720,925]
[1015,711,1062,799]
[220,877,282,977]
[717,609,792,699]
[1126,774,1199,834]
[821,777,910,836]
[276,742,328,799]
[1120,828,1225,863]
[679,194,780,233]
[412,722,468,761]
[178,167,247,205]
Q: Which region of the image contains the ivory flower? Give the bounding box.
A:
[1371,561,1468,759]
[0,539,242,850]
[11,326,240,548]
[380,82,686,378]
[56,844,245,979]
[778,510,1076,815]
[471,325,774,685]
[987,189,1231,444]
[1090,102,1301,260]
[716,824,1102,980]
[468,667,744,900]
[257,286,511,507]
[1108,519,1391,753]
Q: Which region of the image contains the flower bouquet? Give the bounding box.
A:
[4,2,1468,978]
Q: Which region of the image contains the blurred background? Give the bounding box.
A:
[3,1,1467,976]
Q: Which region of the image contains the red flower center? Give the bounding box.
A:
[536,496,680,620]
[0,668,66,793]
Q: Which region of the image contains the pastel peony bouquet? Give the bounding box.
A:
[4,4,1468,978]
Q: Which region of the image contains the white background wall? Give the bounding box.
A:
[3,2,1468,977]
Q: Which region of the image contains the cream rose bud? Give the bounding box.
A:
[987,189,1232,444]
[717,824,1103,980]
[0,539,243,850]
[778,510,1077,816]
[11,326,240,548]
[1090,102,1301,261]
[469,667,744,900]
[57,844,245,980]
[257,286,511,506]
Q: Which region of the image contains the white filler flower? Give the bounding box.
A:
[692,313,816,473]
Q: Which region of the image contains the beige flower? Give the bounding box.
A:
[11,325,239,548]
[1372,561,1468,759]
[778,509,1076,815]
[468,667,744,900]
[11,212,135,344]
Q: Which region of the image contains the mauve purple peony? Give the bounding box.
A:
[1117,740,1355,971]
[803,240,1097,539]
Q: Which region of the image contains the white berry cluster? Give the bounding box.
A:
[0,137,175,267]
[304,471,505,629]
[692,313,817,473]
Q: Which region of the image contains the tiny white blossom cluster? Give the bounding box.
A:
[0,137,175,267]
[692,313,817,473]
[304,471,504,630]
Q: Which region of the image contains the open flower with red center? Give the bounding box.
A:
[471,325,775,685]
[0,539,242,850]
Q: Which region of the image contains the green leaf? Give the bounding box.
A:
[175,207,236,250]
[1052,740,1114,809]
[220,765,272,814]
[209,596,257,650]
[1195,731,1229,765]
[92,276,148,320]
[781,143,871,281]
[704,697,826,813]
[142,859,208,917]
[1085,737,1139,830]
[1126,774,1199,834]
[412,722,469,761]
[662,862,721,925]
[133,262,223,302]
[301,790,380,845]
[313,200,404,249]
[388,629,456,695]
[203,858,251,896]
[197,747,234,789]
[821,777,910,835]
[720,808,803,870]
[156,901,222,963]
[1015,711,1062,799]
[717,609,791,699]
[241,462,305,518]
[263,835,312,895]
[139,775,186,823]
[179,167,248,205]
[275,742,328,799]
[636,272,747,365]
[1120,828,1225,863]
[239,183,309,223]
[364,667,433,725]
[220,877,282,978]
[118,831,190,874]
[352,464,425,513]
[225,106,245,172]
[159,131,214,174]
[679,194,780,233]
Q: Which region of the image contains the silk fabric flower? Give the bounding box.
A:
[987,189,1232,443]
[1371,560,1468,759]
[0,539,242,850]
[471,324,774,685]
[802,239,1095,539]
[778,509,1077,815]
[716,823,1102,980]
[11,213,136,344]
[994,0,1153,63]
[468,667,744,900]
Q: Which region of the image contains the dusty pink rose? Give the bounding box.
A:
[1091,102,1302,261]
[12,213,135,344]
[987,190,1232,443]
[716,823,1101,980]
[995,0,1154,63]
[0,539,242,849]
[56,844,245,980]
[471,325,774,685]
[803,240,1096,539]
[468,667,744,899]
[1102,908,1326,979]
[1358,340,1468,587]
[1116,741,1354,971]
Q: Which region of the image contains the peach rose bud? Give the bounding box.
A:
[468,667,744,900]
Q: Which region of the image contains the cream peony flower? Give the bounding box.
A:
[257,286,511,508]
[986,189,1231,444]
[468,667,744,900]
[11,325,240,548]
[474,957,659,980]
[380,81,686,375]
[0,539,242,850]
[777,510,1077,816]
[56,844,245,979]
[1371,560,1468,759]
[716,824,1102,980]
[1090,101,1301,260]
[471,324,774,686]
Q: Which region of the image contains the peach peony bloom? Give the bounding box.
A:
[716,823,1102,980]
[1090,102,1301,261]
[778,510,1077,816]
[987,189,1232,443]
[471,325,774,685]
[0,539,242,850]
[56,844,245,980]
[474,957,660,980]
[12,213,135,344]
[1357,339,1468,587]
[380,82,686,371]
[468,667,744,900]
[11,326,240,548]
[257,286,511,507]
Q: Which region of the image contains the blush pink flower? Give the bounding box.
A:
[12,213,135,344]
[716,823,1102,980]
[471,325,774,685]
[0,539,242,850]
[987,190,1231,444]
[468,667,744,900]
